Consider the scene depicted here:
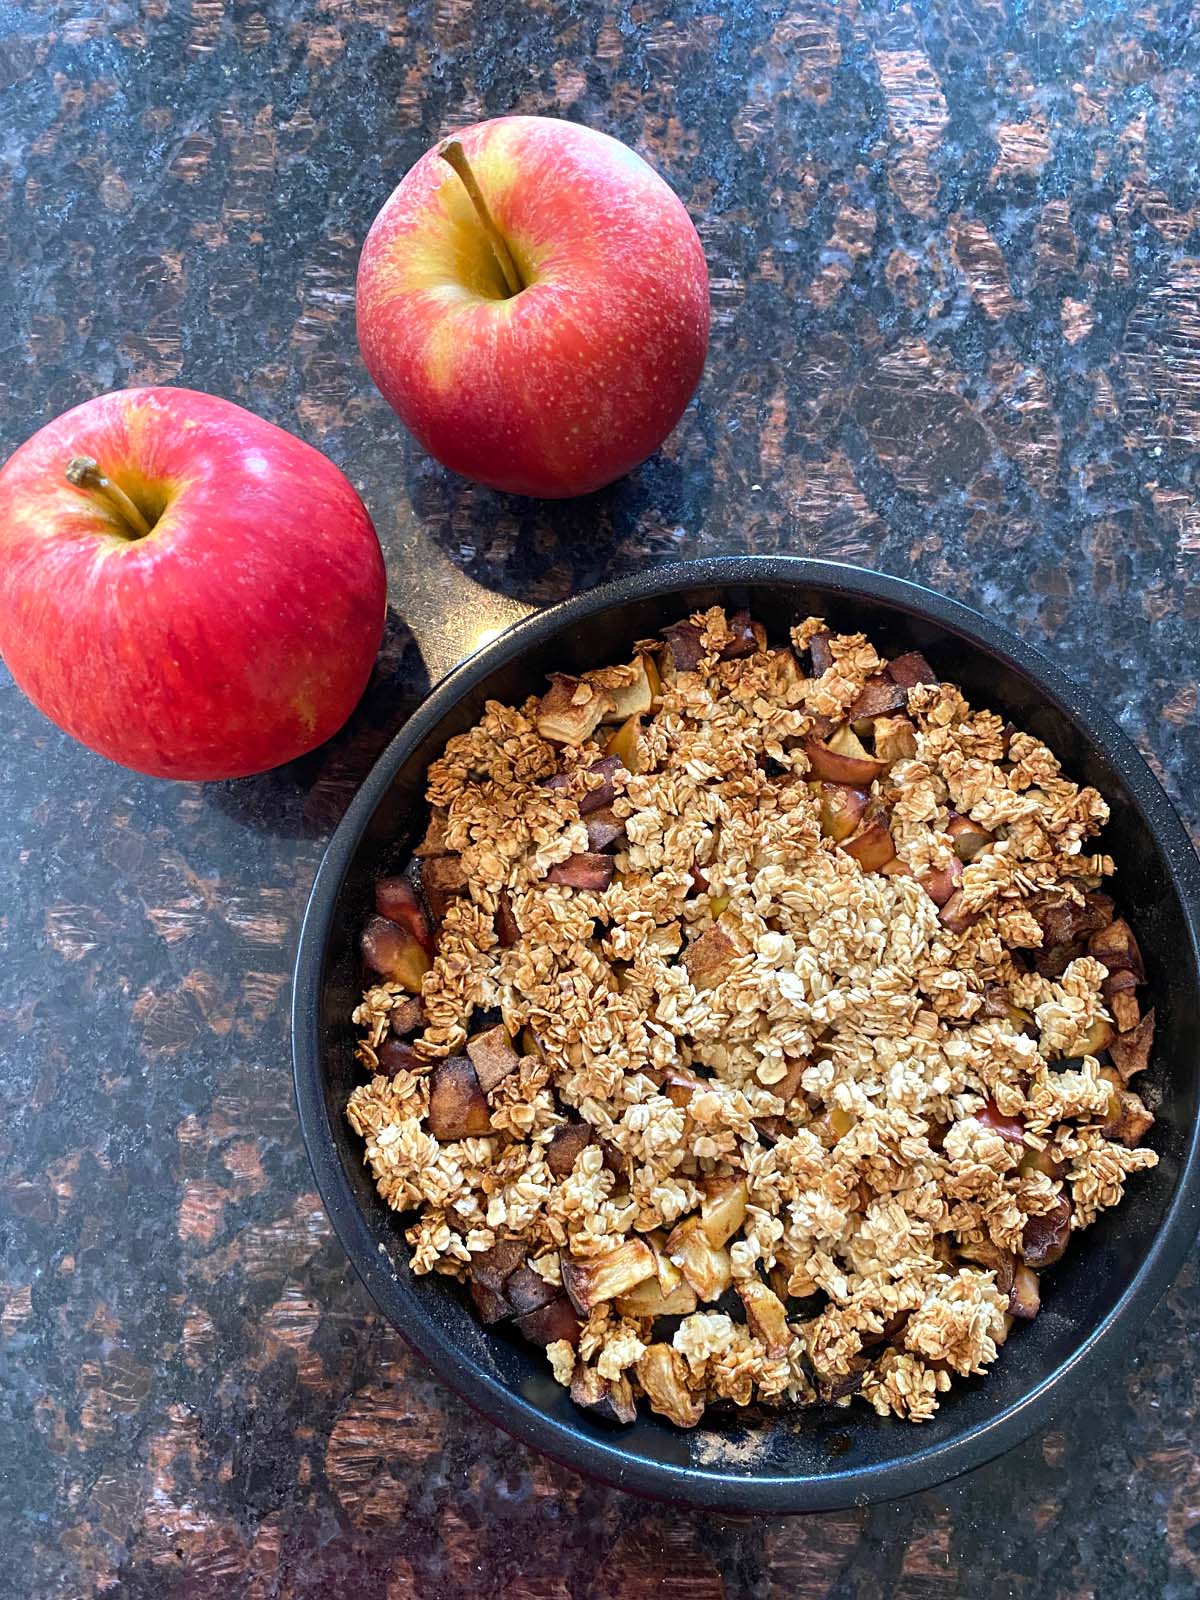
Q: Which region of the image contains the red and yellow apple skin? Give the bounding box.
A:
[0,387,386,780]
[356,116,710,498]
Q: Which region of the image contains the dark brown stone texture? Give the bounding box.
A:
[1,0,1199,1594]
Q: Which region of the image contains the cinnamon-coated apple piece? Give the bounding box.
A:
[842,815,895,871]
[1009,1263,1041,1320]
[939,889,980,933]
[807,630,835,674]
[561,1240,656,1313]
[585,807,625,852]
[542,753,623,815]
[1087,918,1145,980]
[590,656,654,720]
[470,1277,514,1323]
[536,674,616,745]
[719,611,766,659]
[421,854,468,921]
[472,1239,527,1293]
[570,1364,637,1424]
[1110,1009,1155,1082]
[946,815,995,862]
[545,1122,594,1178]
[662,619,706,671]
[661,1065,706,1107]
[504,1265,561,1316]
[886,650,938,689]
[375,876,435,953]
[872,715,918,765]
[465,1023,521,1093]
[388,994,423,1037]
[919,857,963,907]
[700,1176,748,1247]
[737,1281,792,1358]
[682,925,737,989]
[494,888,520,948]
[1021,1195,1071,1267]
[1105,975,1140,1034]
[848,674,908,730]
[819,783,870,843]
[803,728,883,785]
[414,809,452,858]
[615,1275,698,1317]
[375,1036,420,1077]
[360,915,432,991]
[546,852,615,891]
[976,1100,1026,1146]
[604,714,644,773]
[958,1239,1016,1299]
[665,1215,733,1301]
[636,1344,703,1428]
[427,1055,491,1139]
[514,1296,581,1347]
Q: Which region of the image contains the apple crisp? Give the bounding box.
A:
[347,607,1158,1429]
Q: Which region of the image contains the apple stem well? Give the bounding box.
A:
[437,138,525,298]
[65,455,154,541]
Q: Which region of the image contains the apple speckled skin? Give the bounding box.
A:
[356,116,710,498]
[0,387,386,780]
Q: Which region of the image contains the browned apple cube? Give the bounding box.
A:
[361,915,432,991]
[819,783,870,843]
[719,611,766,659]
[808,630,835,674]
[849,674,909,730]
[662,619,706,671]
[770,1055,806,1106]
[536,674,616,745]
[466,1024,521,1093]
[471,1239,526,1292]
[940,889,980,933]
[737,1281,792,1358]
[947,815,995,862]
[615,1276,698,1317]
[604,714,644,774]
[514,1296,581,1347]
[414,809,452,858]
[504,1265,561,1316]
[427,1056,491,1139]
[470,1278,514,1324]
[494,888,520,948]
[422,855,469,921]
[561,1240,656,1313]
[546,852,615,891]
[873,715,919,765]
[375,875,435,952]
[1111,1008,1155,1081]
[604,656,654,720]
[843,817,895,872]
[919,857,963,907]
[803,731,883,785]
[546,1122,594,1178]
[1021,1194,1071,1268]
[586,807,625,852]
[542,754,622,816]
[635,1344,703,1428]
[977,1100,1026,1146]
[958,1239,1016,1299]
[886,650,938,689]
[683,925,737,989]
[376,1036,420,1078]
[570,1363,637,1424]
[1109,988,1140,1033]
[1009,1263,1041,1320]
[666,1215,733,1301]
[700,1176,748,1247]
[661,1066,706,1107]
[388,994,423,1037]
[1088,918,1145,981]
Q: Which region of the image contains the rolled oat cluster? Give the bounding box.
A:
[348,608,1157,1428]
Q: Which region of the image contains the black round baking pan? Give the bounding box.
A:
[292,556,1200,1513]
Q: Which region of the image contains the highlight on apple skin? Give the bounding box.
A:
[0,386,387,781]
[356,115,711,499]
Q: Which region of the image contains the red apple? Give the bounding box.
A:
[356,115,710,498]
[0,387,386,780]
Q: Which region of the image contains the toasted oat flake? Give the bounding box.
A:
[347,609,1158,1427]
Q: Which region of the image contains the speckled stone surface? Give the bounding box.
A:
[2,0,1199,1594]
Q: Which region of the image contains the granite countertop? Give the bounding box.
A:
[2,0,1199,1594]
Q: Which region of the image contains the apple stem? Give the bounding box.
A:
[65,455,153,540]
[437,138,525,297]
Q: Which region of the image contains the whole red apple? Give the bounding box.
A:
[356,115,710,498]
[0,387,386,780]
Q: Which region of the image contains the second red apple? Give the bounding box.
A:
[356,116,710,498]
